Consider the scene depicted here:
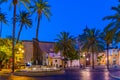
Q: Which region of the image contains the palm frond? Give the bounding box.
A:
[111,6,120,14]
[0,0,7,4]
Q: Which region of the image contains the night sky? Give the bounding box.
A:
[0,0,119,42]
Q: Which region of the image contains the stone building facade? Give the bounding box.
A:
[22,40,80,67]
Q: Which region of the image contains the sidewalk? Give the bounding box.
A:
[0,69,11,74]
[82,65,120,72]
[109,71,120,79]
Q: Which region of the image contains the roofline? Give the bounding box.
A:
[22,40,55,43]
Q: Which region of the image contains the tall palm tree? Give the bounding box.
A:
[0,0,30,73]
[79,28,104,69]
[30,0,51,65]
[100,29,115,69]
[102,4,120,69]
[16,11,32,43]
[0,9,7,37]
[54,32,75,67]
[103,3,120,43]
[30,0,51,39]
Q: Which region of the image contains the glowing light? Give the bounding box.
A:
[86,58,89,61]
[83,55,85,57]
[22,50,24,53]
[19,48,22,51]
[27,62,32,66]
[32,68,36,70]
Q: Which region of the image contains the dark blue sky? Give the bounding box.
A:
[1,0,119,42]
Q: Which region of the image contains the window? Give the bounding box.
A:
[55,60,57,62]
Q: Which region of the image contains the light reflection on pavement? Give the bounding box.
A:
[0,68,118,80]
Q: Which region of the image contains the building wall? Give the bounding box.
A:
[22,40,120,67]
[22,41,33,63]
[80,49,120,66]
[46,52,62,67]
[67,60,80,67]
[90,49,120,66]
[52,58,62,67]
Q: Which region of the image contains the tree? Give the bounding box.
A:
[0,0,30,72]
[0,38,24,70]
[0,51,6,71]
[0,38,12,70]
[68,50,79,67]
[16,11,32,43]
[100,29,115,69]
[103,4,120,32]
[102,4,120,69]
[79,28,104,69]
[54,32,76,67]
[30,0,51,39]
[0,9,7,37]
[30,0,51,65]
[103,3,120,44]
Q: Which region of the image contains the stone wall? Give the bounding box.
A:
[22,41,33,63]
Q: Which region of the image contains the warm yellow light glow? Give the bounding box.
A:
[83,54,85,57]
[19,48,22,51]
[22,50,24,53]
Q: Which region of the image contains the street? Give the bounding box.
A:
[0,68,118,80]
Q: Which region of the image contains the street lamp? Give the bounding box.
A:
[83,54,85,57]
[86,58,89,61]
[19,48,22,51]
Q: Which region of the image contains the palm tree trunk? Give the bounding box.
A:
[0,61,2,71]
[70,60,72,67]
[0,21,2,37]
[107,44,109,69]
[35,14,41,65]
[85,52,86,67]
[36,14,41,39]
[92,47,94,69]
[12,3,16,73]
[16,23,23,43]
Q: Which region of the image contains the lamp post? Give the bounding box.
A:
[83,54,86,67]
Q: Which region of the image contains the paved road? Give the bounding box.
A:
[0,68,117,80]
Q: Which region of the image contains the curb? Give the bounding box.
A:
[109,73,120,79]
[82,68,120,72]
[13,70,65,77]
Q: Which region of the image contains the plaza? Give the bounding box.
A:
[0,0,120,80]
[0,67,120,80]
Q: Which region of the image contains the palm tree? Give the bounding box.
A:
[54,32,75,67]
[100,28,115,69]
[30,0,51,39]
[30,0,51,65]
[0,0,30,72]
[0,9,7,37]
[16,11,32,43]
[79,28,104,69]
[102,4,120,69]
[103,5,120,31]
[103,3,120,43]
